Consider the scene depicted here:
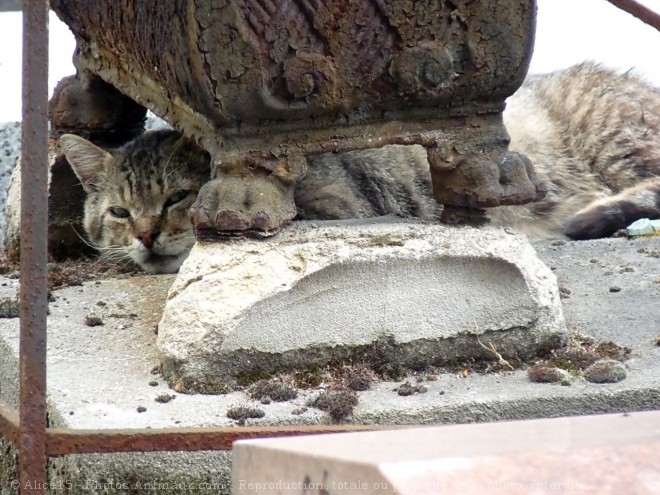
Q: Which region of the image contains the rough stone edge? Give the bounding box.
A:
[158,222,567,391]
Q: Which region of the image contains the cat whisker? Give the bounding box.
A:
[96,245,130,260]
[71,225,102,251]
[161,136,187,184]
[95,247,133,267]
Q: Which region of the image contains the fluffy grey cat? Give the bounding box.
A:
[60,63,660,273]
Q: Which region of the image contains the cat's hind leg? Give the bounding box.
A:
[564,177,660,240]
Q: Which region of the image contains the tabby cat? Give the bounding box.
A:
[60,131,211,274]
[60,63,660,274]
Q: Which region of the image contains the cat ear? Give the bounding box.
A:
[59,134,112,193]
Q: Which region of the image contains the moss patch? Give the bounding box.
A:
[309,388,358,423]
[226,404,265,425]
[247,379,298,402]
[0,297,20,318]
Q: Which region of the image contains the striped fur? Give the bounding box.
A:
[60,130,211,273]
[62,63,660,273]
[297,145,440,221]
[297,63,660,240]
[490,62,660,238]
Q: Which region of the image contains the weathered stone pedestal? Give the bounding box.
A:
[49,0,543,240]
[158,219,566,392]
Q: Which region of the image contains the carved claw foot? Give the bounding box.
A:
[427,117,547,208]
[191,155,307,240]
[429,150,547,208]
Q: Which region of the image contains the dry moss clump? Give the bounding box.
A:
[0,297,20,319]
[527,364,572,385]
[529,334,630,384]
[309,388,358,423]
[342,365,376,391]
[226,404,265,425]
[584,359,627,383]
[248,379,298,402]
[84,314,103,327]
[394,381,428,396]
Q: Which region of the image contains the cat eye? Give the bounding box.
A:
[108,206,131,219]
[164,190,190,207]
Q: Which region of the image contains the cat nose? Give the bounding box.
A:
[136,228,160,249]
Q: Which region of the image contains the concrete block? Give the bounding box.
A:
[158,219,566,390]
[2,236,660,494]
[232,410,660,495]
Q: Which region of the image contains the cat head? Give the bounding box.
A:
[60,130,211,274]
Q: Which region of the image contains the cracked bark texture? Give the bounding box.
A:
[50,0,543,237]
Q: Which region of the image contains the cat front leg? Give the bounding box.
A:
[564,178,660,240]
[190,153,307,240]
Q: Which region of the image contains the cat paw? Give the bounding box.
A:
[190,156,307,240]
[563,206,622,240]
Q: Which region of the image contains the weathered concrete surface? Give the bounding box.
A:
[233,410,660,495]
[0,274,233,494]
[1,233,659,493]
[158,220,566,389]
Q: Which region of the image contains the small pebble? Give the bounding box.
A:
[528,364,573,385]
[137,406,147,413]
[609,286,622,293]
[84,315,103,327]
[584,359,627,383]
[155,394,175,404]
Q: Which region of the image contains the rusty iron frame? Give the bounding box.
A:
[0,3,381,494]
[605,0,660,31]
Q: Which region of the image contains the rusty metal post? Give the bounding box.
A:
[19,0,49,492]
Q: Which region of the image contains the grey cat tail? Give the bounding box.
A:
[564,178,660,240]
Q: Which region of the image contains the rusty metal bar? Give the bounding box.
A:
[46,425,387,457]
[19,0,49,492]
[606,0,660,31]
[0,399,20,446]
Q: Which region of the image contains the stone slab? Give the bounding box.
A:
[232,410,660,495]
[158,220,566,389]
